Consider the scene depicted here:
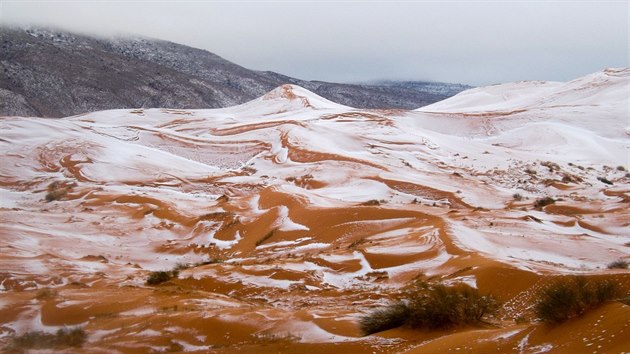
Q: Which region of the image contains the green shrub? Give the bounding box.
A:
[11,327,86,349]
[535,277,619,323]
[360,284,498,335]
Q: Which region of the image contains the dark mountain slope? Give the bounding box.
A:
[0,27,471,117]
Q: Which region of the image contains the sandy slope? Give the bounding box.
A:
[1,71,629,353]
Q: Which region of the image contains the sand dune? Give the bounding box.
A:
[1,71,629,352]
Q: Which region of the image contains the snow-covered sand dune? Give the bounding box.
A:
[1,69,628,353]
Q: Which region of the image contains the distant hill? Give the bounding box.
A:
[0,27,471,117]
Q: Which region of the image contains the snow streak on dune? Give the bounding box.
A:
[1,72,629,353]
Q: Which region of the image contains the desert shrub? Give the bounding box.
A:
[255,230,274,247]
[11,327,86,349]
[607,259,628,269]
[597,176,613,185]
[35,288,57,300]
[45,182,71,202]
[360,284,498,335]
[406,284,498,329]
[541,161,560,172]
[195,257,224,266]
[512,193,523,201]
[348,237,366,249]
[146,269,179,285]
[359,302,409,335]
[535,277,619,323]
[534,197,555,209]
[616,166,626,172]
[173,262,190,272]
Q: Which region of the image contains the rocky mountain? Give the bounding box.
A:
[0,27,470,117]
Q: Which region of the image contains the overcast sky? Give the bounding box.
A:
[1,0,628,85]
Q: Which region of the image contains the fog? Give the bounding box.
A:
[2,0,627,85]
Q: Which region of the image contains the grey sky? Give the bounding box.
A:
[1,0,628,85]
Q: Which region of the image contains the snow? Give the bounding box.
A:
[271,319,355,343]
[311,179,391,203]
[419,68,629,113]
[203,228,242,250]
[274,206,309,231]
[419,81,563,113]
[443,275,477,289]
[257,237,313,250]
[0,68,628,295]
[0,189,24,209]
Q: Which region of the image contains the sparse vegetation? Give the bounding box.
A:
[35,288,57,300]
[10,327,86,350]
[360,284,498,335]
[597,176,613,185]
[512,193,523,201]
[348,237,366,249]
[534,197,555,209]
[361,199,381,206]
[617,166,626,172]
[541,161,560,172]
[45,181,72,202]
[607,259,628,269]
[534,276,619,323]
[255,230,275,247]
[360,302,409,335]
[173,262,190,272]
[195,257,224,266]
[146,269,179,285]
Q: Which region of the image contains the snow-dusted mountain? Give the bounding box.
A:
[0,27,469,117]
[1,69,628,353]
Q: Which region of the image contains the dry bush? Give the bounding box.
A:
[607,259,628,269]
[146,269,179,285]
[535,276,619,323]
[597,176,613,185]
[360,284,498,335]
[255,230,274,247]
[45,181,72,202]
[359,302,409,335]
[11,327,86,349]
[534,197,555,209]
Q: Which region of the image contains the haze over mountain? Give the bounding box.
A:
[1,68,628,352]
[0,27,470,117]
